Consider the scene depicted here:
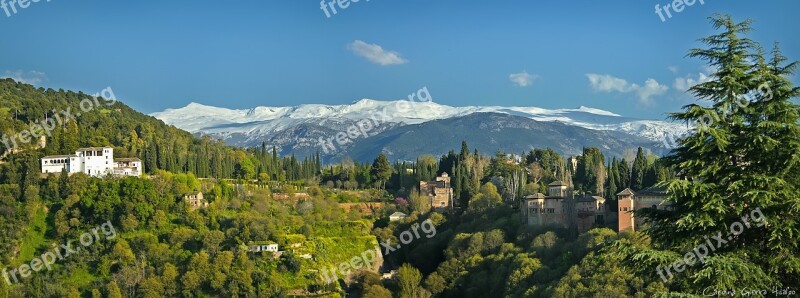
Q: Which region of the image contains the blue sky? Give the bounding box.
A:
[1,0,798,119]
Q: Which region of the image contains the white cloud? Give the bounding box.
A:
[1,70,47,85]
[586,73,668,105]
[347,40,408,66]
[668,66,679,74]
[586,73,633,93]
[673,72,711,92]
[509,71,539,87]
[634,79,669,105]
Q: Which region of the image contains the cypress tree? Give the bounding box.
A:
[607,161,617,199]
[630,147,647,190]
[618,159,631,189]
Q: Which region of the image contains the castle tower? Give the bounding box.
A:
[617,188,636,232]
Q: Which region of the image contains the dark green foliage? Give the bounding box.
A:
[369,153,392,191]
[630,147,648,190]
[574,147,605,195]
[629,15,800,292]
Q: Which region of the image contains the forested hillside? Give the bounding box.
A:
[0,79,321,180]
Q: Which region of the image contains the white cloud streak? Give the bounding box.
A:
[348,40,408,66]
[586,73,668,105]
[509,71,539,87]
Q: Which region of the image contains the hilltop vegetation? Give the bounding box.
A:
[0,79,321,180]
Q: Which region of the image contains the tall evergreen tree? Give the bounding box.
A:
[371,153,392,190]
[633,15,800,290]
[606,161,617,199]
[630,147,647,190]
[61,120,79,152]
[618,159,631,190]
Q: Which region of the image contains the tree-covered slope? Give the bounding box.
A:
[0,79,320,180]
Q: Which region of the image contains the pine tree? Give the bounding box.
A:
[371,153,392,190]
[634,15,800,290]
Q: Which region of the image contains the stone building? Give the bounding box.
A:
[185,192,209,210]
[520,181,574,229]
[520,180,608,233]
[420,173,454,212]
[575,195,606,233]
[616,186,671,232]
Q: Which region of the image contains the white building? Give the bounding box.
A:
[113,158,144,177]
[248,242,279,253]
[41,147,143,177]
[389,212,408,222]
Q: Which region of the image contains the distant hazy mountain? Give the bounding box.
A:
[342,112,666,162]
[151,99,685,162]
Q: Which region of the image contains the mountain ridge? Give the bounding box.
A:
[151,99,685,162]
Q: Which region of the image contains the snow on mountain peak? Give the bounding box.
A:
[352,98,378,105]
[150,99,686,143]
[574,106,622,117]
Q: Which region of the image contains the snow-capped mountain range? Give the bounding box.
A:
[151,99,688,161]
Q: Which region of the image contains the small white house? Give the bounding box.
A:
[389,212,408,222]
[248,242,279,253]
